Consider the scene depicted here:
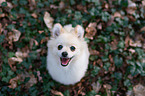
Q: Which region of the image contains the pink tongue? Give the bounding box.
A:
[61,58,70,65]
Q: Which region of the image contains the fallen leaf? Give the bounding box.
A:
[37,71,43,82]
[129,48,135,54]
[0,13,5,18]
[15,51,28,58]
[0,23,2,34]
[9,75,20,89]
[38,30,44,34]
[8,57,23,64]
[51,90,64,96]
[103,84,112,96]
[85,22,97,40]
[7,2,13,10]
[125,35,130,49]
[31,0,36,6]
[9,72,37,89]
[8,57,22,71]
[113,12,122,18]
[50,4,58,9]
[40,37,49,44]
[126,90,134,96]
[104,3,109,9]
[142,0,145,6]
[43,12,54,30]
[97,23,102,30]
[143,44,145,49]
[89,48,100,55]
[129,39,142,47]
[126,0,137,15]
[128,15,136,22]
[109,55,114,64]
[97,59,103,67]
[140,26,145,32]
[133,84,145,96]
[25,73,37,88]
[8,50,29,71]
[91,82,102,93]
[106,16,114,27]
[110,39,118,50]
[0,0,6,6]
[31,13,37,18]
[59,1,65,9]
[12,29,21,42]
[30,38,39,49]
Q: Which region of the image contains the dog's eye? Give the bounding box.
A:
[70,46,75,51]
[58,45,63,50]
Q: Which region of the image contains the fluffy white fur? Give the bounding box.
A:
[47,23,90,85]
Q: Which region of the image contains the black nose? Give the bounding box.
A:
[62,52,68,57]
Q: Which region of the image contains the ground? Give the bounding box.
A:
[0,0,145,96]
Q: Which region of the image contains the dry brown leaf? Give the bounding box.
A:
[125,35,130,48]
[43,12,54,30]
[15,51,28,58]
[103,84,112,96]
[30,38,39,49]
[7,2,13,9]
[89,48,99,55]
[0,0,13,11]
[8,51,29,71]
[85,22,97,40]
[31,13,37,18]
[51,90,64,96]
[9,72,37,89]
[104,3,109,9]
[97,23,102,30]
[143,44,145,49]
[113,12,122,18]
[129,39,142,47]
[31,0,36,6]
[38,30,44,34]
[91,82,102,93]
[0,0,6,6]
[140,26,145,32]
[126,0,137,15]
[8,75,21,89]
[109,55,114,64]
[8,57,23,65]
[128,15,136,22]
[133,84,145,96]
[110,39,118,50]
[8,57,22,71]
[59,1,65,9]
[25,73,37,88]
[0,23,2,34]
[142,0,145,6]
[12,29,21,42]
[37,71,43,82]
[97,59,103,67]
[126,90,134,96]
[129,48,135,54]
[50,4,58,9]
[0,13,5,18]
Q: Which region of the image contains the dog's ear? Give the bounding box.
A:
[75,25,84,38]
[52,23,63,38]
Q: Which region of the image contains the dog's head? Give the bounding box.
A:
[48,23,85,67]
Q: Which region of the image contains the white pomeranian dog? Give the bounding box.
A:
[47,23,90,85]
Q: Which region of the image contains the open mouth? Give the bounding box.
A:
[60,57,73,67]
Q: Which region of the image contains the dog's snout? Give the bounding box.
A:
[62,52,68,57]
